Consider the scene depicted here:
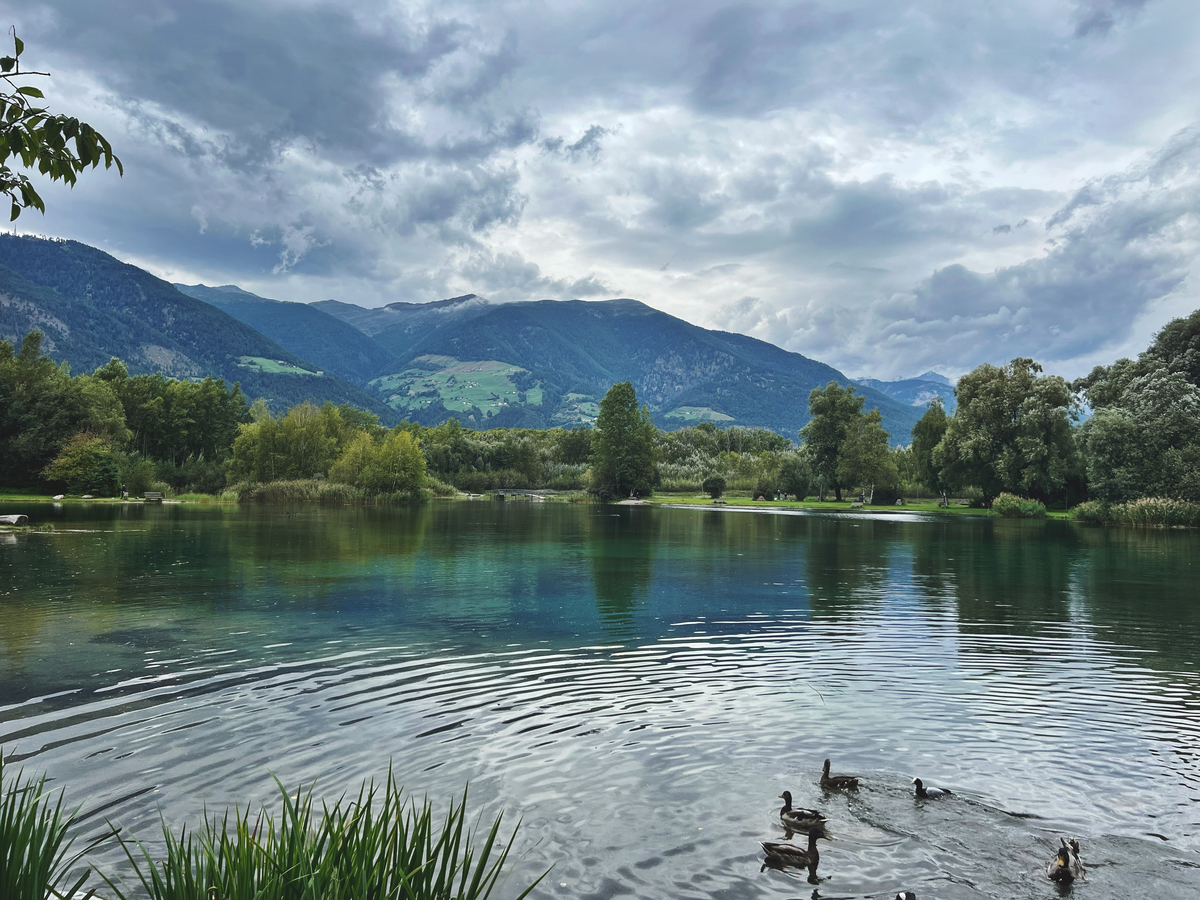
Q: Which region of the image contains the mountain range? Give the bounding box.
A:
[0,235,389,416]
[1,234,947,441]
[857,371,957,412]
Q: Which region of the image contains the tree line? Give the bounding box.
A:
[3,307,1199,510]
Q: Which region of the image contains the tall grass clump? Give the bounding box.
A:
[102,771,546,900]
[991,493,1047,518]
[1072,497,1200,527]
[1,754,97,900]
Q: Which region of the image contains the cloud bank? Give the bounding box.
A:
[5,0,1199,378]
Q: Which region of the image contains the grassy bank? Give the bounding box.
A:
[644,493,1070,517]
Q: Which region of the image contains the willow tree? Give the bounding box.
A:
[590,381,657,499]
[933,358,1078,506]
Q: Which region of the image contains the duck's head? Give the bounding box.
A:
[778,790,792,804]
[912,777,923,789]
[1055,846,1071,867]
[822,758,831,773]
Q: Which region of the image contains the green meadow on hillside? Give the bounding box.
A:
[371,356,544,416]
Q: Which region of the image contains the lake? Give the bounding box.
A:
[1,501,1198,898]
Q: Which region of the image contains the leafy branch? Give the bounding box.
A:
[0,27,123,221]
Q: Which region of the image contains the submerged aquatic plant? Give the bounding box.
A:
[101,770,547,900]
[0,753,98,900]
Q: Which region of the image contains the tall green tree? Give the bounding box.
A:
[910,400,951,500]
[933,358,1078,505]
[799,381,864,501]
[1,30,122,219]
[590,381,657,499]
[0,330,87,485]
[837,408,896,503]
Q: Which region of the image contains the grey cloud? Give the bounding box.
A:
[688,3,853,115]
[458,250,613,301]
[1073,0,1150,37]
[6,0,1200,381]
[850,124,1200,374]
[541,125,613,161]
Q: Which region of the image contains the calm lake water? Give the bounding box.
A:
[1,501,1198,899]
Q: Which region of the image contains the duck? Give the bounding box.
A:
[895,893,918,900]
[820,758,859,790]
[911,777,951,799]
[760,828,822,870]
[1046,837,1084,882]
[777,791,828,830]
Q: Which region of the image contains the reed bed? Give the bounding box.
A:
[102,772,544,900]
[0,755,97,900]
[1073,497,1200,527]
[3,753,544,900]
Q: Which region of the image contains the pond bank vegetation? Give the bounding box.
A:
[0,753,544,900]
[4,306,1200,525]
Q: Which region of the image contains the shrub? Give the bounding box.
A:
[425,477,459,497]
[991,492,1047,518]
[41,432,120,495]
[1070,500,1109,523]
[702,474,726,499]
[753,477,776,499]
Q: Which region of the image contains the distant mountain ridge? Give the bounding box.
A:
[174,283,397,385]
[316,294,925,440]
[0,235,391,417]
[857,371,957,412]
[0,233,931,440]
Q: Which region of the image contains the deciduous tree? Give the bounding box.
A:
[590,381,657,499]
[933,358,1078,506]
[1,30,122,220]
[799,381,864,501]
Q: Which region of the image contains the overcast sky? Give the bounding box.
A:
[6,0,1200,379]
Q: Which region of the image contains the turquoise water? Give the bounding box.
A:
[1,501,1198,898]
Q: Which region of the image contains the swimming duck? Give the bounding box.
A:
[760,828,822,870]
[895,893,917,900]
[1046,837,1084,882]
[778,791,828,830]
[820,758,859,790]
[911,777,951,799]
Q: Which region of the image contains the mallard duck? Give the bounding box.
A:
[777,791,828,830]
[895,893,917,900]
[1046,837,1084,882]
[760,829,821,869]
[820,758,859,790]
[911,777,951,799]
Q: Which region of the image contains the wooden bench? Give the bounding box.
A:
[143,491,164,502]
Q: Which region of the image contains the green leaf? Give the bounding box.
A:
[14,34,24,56]
[0,55,14,72]
[16,86,45,99]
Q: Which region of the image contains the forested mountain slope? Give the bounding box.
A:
[0,235,389,416]
[175,283,397,384]
[320,295,923,440]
